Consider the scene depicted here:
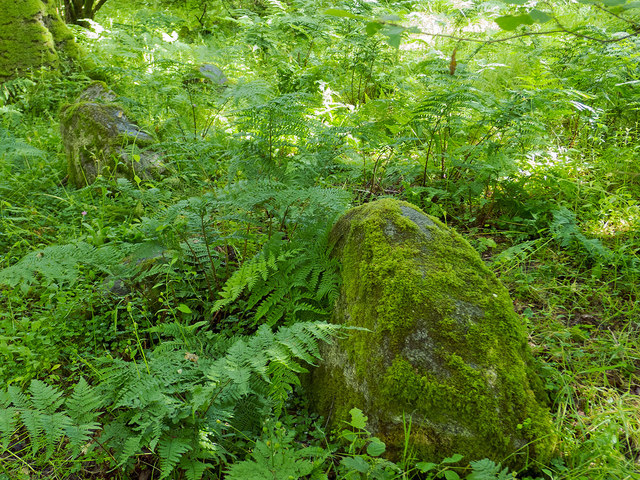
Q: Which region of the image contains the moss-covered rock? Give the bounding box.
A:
[311,199,556,469]
[0,0,78,81]
[60,83,165,187]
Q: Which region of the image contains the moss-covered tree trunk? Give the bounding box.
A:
[0,0,77,82]
[63,0,109,27]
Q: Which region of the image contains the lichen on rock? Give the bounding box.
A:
[311,198,556,469]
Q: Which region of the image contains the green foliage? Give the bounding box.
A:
[0,322,340,478]
[213,232,341,327]
[466,459,515,480]
[1,0,640,477]
[0,378,101,460]
[550,207,612,262]
[0,241,131,289]
[225,419,323,480]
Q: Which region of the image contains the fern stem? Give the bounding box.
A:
[200,214,221,290]
[422,135,434,187]
[128,305,150,375]
[185,83,198,139]
[201,97,230,139]
[91,436,119,465]
[0,445,37,474]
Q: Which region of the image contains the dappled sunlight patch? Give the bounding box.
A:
[585,196,640,237]
[401,12,447,50]
[518,147,574,177]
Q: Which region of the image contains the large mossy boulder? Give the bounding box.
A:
[60,83,165,188]
[311,199,555,469]
[0,0,78,81]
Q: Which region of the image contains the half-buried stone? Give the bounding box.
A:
[60,82,165,188]
[311,198,555,469]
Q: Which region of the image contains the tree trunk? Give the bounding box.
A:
[0,0,78,82]
[63,0,109,27]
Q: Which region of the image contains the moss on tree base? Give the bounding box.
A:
[311,199,556,470]
[0,0,78,81]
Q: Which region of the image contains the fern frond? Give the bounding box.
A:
[66,378,102,424]
[28,380,64,414]
[158,434,193,479]
[212,252,270,311]
[0,242,134,288]
[118,434,144,466]
[254,287,288,321]
[65,422,102,458]
[0,406,18,449]
[40,412,71,459]
[19,410,45,455]
[6,385,30,410]
[181,458,209,480]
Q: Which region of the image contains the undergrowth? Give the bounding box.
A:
[1,0,639,478]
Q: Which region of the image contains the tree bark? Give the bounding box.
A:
[63,0,110,26]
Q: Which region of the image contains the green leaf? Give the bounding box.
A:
[495,14,534,30]
[416,462,437,472]
[443,470,461,480]
[382,25,405,49]
[529,9,552,23]
[158,436,192,479]
[468,459,515,479]
[348,407,368,430]
[341,455,370,473]
[177,304,192,314]
[342,431,357,442]
[0,408,18,449]
[182,459,209,480]
[499,0,528,3]
[366,21,384,36]
[366,437,386,457]
[29,380,64,414]
[324,8,361,19]
[442,453,464,463]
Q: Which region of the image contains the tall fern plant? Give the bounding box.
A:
[210,179,351,331]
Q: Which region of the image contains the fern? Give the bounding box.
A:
[210,179,349,329]
[226,420,326,480]
[213,231,342,327]
[551,207,612,261]
[0,241,134,289]
[226,440,315,480]
[0,126,46,168]
[0,409,18,450]
[92,321,340,478]
[181,458,210,480]
[28,380,64,414]
[467,459,516,480]
[0,379,103,460]
[158,435,193,479]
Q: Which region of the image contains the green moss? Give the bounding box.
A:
[0,0,77,81]
[311,199,556,469]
